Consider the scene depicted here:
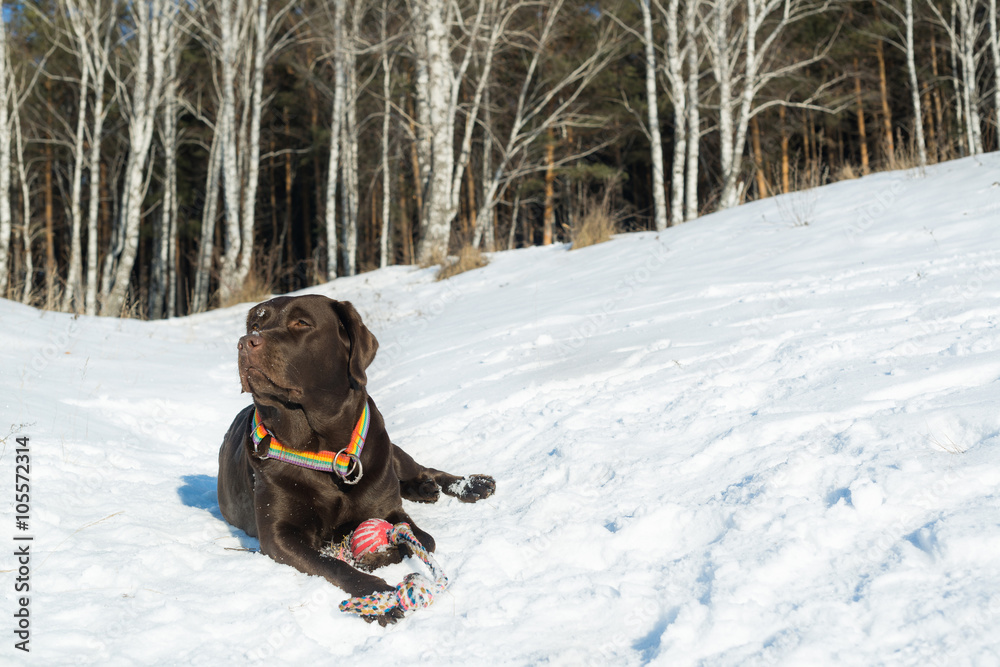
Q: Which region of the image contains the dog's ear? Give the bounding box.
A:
[331,300,379,388]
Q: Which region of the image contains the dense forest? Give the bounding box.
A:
[0,0,996,318]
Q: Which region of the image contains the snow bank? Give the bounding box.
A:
[3,154,1000,665]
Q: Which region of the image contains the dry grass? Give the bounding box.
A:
[436,245,489,280]
[117,295,147,320]
[926,428,967,454]
[218,258,277,310]
[218,271,274,310]
[775,188,818,227]
[418,247,448,270]
[835,162,859,181]
[883,139,934,174]
[569,197,618,250]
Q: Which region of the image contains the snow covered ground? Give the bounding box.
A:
[3,154,1000,665]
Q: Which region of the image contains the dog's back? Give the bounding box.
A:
[218,405,257,537]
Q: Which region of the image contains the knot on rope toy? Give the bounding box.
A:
[336,519,449,619]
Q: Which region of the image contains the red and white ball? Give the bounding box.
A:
[350,518,393,560]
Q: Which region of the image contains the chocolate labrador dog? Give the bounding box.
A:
[218,295,494,624]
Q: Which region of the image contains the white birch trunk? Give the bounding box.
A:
[193,131,222,313]
[712,0,735,208]
[416,0,456,264]
[216,0,242,303]
[412,1,432,204]
[61,3,93,313]
[955,0,983,154]
[685,0,700,221]
[506,189,521,250]
[640,0,668,231]
[0,9,12,292]
[150,43,180,319]
[379,21,392,269]
[61,60,90,312]
[480,82,495,251]
[990,0,1000,141]
[165,42,179,318]
[661,0,687,226]
[716,0,763,210]
[12,99,32,303]
[103,0,176,316]
[904,0,927,168]
[85,12,113,316]
[234,0,267,290]
[948,4,966,155]
[724,0,760,209]
[341,41,360,277]
[324,0,346,280]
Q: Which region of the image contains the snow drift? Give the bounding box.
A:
[3,154,1000,665]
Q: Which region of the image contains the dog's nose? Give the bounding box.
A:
[238,333,263,351]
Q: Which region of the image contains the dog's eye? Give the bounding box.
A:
[291,319,311,328]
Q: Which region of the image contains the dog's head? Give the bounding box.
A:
[238,295,378,414]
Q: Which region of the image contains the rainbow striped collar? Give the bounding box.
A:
[251,401,370,484]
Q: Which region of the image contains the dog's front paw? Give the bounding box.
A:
[362,606,405,626]
[400,476,441,503]
[445,474,495,503]
[354,544,403,572]
[348,574,396,599]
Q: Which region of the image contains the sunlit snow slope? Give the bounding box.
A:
[3,154,1000,666]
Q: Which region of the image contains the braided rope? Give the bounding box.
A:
[338,522,449,618]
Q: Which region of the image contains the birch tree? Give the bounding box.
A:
[638,0,668,231]
[215,0,266,305]
[56,4,91,312]
[0,6,12,293]
[904,0,926,167]
[379,4,394,268]
[410,0,503,262]
[706,0,835,210]
[60,0,116,312]
[988,0,1000,141]
[324,0,346,279]
[6,32,52,303]
[79,1,116,315]
[928,0,985,155]
[149,39,181,319]
[339,0,364,277]
[954,0,984,155]
[878,0,926,168]
[12,108,32,303]
[411,0,455,263]
[196,0,293,305]
[101,0,179,316]
[684,0,701,220]
[471,0,620,246]
[192,130,222,313]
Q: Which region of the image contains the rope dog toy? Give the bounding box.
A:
[334,518,449,618]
